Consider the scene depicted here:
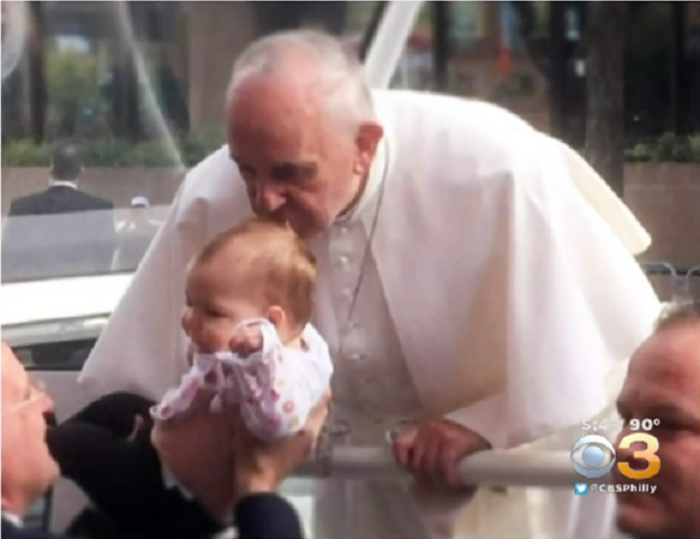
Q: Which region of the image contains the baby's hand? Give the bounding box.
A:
[229,324,263,358]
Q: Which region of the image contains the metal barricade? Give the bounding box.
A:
[642,261,700,303]
[686,265,700,301]
[641,261,684,301]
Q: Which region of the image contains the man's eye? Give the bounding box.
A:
[271,163,316,183]
[238,165,255,179]
[271,164,299,182]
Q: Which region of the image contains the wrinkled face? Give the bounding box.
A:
[613,325,700,539]
[226,73,381,238]
[1,343,59,513]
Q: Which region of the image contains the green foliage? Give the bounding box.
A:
[625,133,700,163]
[1,139,51,167]
[44,49,106,138]
[4,130,699,168]
[2,129,226,168]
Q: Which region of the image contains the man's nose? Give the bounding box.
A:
[41,391,55,415]
[255,183,286,215]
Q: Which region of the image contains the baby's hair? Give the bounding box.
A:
[195,217,317,329]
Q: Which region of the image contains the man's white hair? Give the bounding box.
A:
[225,30,376,132]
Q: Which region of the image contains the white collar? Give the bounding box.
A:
[335,122,391,225]
[49,179,78,189]
[2,511,22,528]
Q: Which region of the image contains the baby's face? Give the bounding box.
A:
[182,259,265,354]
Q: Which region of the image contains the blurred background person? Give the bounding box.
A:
[614,302,700,539]
[112,196,162,272]
[2,143,116,281]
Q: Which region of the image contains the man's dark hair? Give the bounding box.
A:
[50,144,82,181]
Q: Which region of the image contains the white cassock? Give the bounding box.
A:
[79,90,660,539]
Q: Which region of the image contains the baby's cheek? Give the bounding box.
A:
[199,320,236,351]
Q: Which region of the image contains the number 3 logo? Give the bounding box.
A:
[617,433,661,480]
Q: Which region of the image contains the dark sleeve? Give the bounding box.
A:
[65,391,155,437]
[1,519,76,539]
[234,493,304,539]
[64,507,121,539]
[45,393,157,512]
[7,199,27,217]
[46,421,145,513]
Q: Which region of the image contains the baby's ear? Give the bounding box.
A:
[266,305,287,329]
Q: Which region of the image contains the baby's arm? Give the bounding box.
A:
[227,325,304,439]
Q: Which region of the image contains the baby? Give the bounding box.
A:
[152,216,334,439]
[46,217,333,539]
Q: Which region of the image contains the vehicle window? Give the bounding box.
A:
[392,2,700,301]
[1,0,383,283]
[15,339,96,371]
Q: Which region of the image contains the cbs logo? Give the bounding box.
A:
[571,433,661,480]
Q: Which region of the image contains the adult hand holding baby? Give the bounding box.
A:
[230,390,331,499]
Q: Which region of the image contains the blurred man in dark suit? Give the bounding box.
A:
[2,144,116,281]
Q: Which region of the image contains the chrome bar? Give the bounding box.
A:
[298,447,590,488]
[364,0,424,88]
[4,317,109,347]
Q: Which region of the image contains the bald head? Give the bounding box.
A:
[226,30,375,133]
[2,341,25,405]
[1,342,58,516]
[224,30,385,238]
[614,304,700,539]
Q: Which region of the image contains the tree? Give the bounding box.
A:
[584,2,628,197]
[45,49,101,138]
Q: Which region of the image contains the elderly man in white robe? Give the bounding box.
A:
[80,30,660,539]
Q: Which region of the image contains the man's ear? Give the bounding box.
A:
[266,305,287,329]
[353,121,384,176]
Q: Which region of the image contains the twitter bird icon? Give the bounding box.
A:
[574,483,589,496]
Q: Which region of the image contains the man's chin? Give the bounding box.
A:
[44,454,62,493]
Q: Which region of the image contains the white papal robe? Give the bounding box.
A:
[79,90,660,539]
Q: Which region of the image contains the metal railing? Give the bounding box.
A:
[641,260,700,302]
[299,445,584,488]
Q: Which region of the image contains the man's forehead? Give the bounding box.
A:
[620,327,700,418]
[1,343,28,399]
